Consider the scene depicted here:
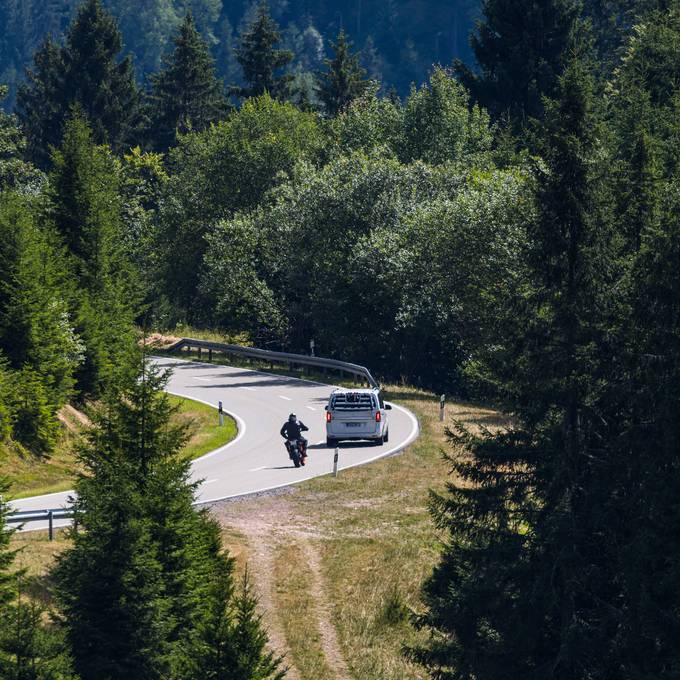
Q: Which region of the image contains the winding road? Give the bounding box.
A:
[11,356,419,528]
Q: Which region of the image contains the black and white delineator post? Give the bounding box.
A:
[310,339,315,357]
[218,400,224,427]
[333,447,339,477]
[439,394,446,422]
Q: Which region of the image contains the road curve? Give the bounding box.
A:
[11,357,420,527]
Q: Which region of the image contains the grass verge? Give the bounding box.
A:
[9,379,503,679]
[1,395,237,499]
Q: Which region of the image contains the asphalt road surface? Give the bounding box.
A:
[11,356,420,530]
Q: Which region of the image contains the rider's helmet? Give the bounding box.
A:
[289,413,297,422]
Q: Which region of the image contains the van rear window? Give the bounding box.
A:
[330,393,375,410]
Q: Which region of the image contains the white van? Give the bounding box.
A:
[325,388,391,447]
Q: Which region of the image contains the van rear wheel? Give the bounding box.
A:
[382,429,389,443]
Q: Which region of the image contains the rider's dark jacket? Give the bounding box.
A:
[280,420,309,440]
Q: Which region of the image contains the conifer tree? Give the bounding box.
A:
[0,193,82,453]
[147,12,228,152]
[409,53,616,679]
[455,0,580,128]
[61,0,140,150]
[0,86,42,191]
[54,358,186,679]
[0,479,72,678]
[17,0,140,167]
[317,29,370,116]
[48,113,136,396]
[15,36,65,169]
[192,568,284,680]
[232,2,293,100]
[0,193,81,412]
[55,356,282,679]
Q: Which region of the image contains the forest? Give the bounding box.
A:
[0,0,479,109]
[1,0,680,677]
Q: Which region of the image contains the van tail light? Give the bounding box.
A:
[326,411,332,423]
[375,411,381,423]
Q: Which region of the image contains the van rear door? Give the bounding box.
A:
[329,392,378,437]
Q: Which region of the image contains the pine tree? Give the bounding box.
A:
[147,12,228,151]
[317,29,370,116]
[409,53,617,679]
[232,2,293,100]
[17,0,140,167]
[455,0,581,128]
[48,113,137,396]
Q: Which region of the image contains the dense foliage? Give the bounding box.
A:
[1,0,680,677]
[0,0,480,111]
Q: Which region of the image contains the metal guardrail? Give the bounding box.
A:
[8,341,381,535]
[7,508,74,539]
[168,338,380,390]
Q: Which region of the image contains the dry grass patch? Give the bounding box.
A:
[9,380,504,679]
[210,385,505,679]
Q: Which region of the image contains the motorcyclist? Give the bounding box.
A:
[280,413,309,458]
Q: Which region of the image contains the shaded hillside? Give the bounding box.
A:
[0,0,479,109]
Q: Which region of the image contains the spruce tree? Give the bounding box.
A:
[55,357,282,678]
[232,2,293,100]
[147,12,228,152]
[0,479,72,678]
[455,0,580,128]
[48,113,137,396]
[0,193,82,453]
[409,53,616,679]
[317,29,370,116]
[15,35,65,169]
[192,568,284,680]
[0,86,42,191]
[17,0,140,167]
[61,0,140,150]
[0,192,82,413]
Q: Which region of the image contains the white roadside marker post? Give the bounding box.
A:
[310,339,315,357]
[218,401,224,427]
[333,447,339,477]
[439,394,446,422]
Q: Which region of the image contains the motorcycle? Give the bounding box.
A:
[286,438,307,468]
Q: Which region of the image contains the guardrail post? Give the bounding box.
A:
[198,346,202,360]
[218,401,224,427]
[439,394,446,422]
[48,510,53,541]
[333,447,339,477]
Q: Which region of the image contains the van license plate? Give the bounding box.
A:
[346,423,360,427]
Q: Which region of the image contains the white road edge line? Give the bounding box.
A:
[15,356,419,518]
[197,403,420,506]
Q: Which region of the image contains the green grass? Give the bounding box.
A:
[170,394,238,461]
[1,395,237,499]
[10,378,504,679]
